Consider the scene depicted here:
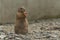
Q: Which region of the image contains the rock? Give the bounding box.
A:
[0,18,60,40]
[33,32,41,39]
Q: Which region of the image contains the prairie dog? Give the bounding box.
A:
[15,7,28,34]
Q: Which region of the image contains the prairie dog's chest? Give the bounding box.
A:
[16,12,25,18]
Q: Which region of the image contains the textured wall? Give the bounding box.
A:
[0,0,27,23]
[28,0,60,20]
[0,0,60,24]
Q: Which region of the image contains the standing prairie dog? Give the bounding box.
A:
[15,7,28,34]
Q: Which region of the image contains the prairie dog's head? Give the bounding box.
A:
[17,7,27,17]
[18,7,25,13]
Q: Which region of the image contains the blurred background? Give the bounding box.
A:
[0,0,60,24]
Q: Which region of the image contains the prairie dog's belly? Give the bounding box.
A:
[16,19,25,29]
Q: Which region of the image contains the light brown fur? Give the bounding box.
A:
[15,7,28,34]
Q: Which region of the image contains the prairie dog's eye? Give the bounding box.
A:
[18,8,25,13]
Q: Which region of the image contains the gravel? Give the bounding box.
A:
[0,18,60,40]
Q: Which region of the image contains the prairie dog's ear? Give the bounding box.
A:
[22,6,25,10]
